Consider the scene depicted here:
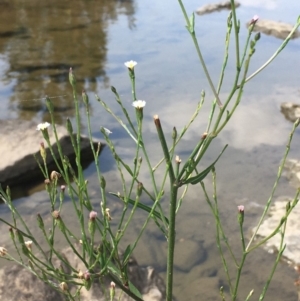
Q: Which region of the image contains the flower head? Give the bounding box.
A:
[132,100,146,109]
[25,240,33,251]
[89,210,98,221]
[250,15,259,25]
[36,122,50,131]
[83,271,91,281]
[0,247,7,257]
[102,127,112,136]
[59,282,69,292]
[124,60,137,69]
[237,205,245,213]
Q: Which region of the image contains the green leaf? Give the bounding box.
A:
[189,13,195,33]
[182,145,228,185]
[122,244,132,265]
[110,192,169,224]
[128,281,143,299]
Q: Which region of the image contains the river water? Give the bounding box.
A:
[0,0,300,300]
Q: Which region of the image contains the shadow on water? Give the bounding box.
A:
[0,0,136,123]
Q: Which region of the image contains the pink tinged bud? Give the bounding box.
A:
[52,210,60,219]
[250,15,259,25]
[237,205,244,213]
[89,211,97,221]
[83,271,91,280]
[61,185,66,192]
[237,205,245,225]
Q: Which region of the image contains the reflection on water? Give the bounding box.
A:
[0,0,135,123]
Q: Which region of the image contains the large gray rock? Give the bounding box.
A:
[196,1,240,15]
[0,244,167,301]
[280,102,300,123]
[0,120,103,189]
[247,19,300,40]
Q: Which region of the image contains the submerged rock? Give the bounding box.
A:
[280,102,300,123]
[0,120,103,190]
[0,244,167,301]
[252,196,300,265]
[196,1,240,15]
[247,19,300,40]
[284,159,300,188]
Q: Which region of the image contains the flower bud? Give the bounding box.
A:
[59,282,69,292]
[254,32,261,41]
[66,118,73,135]
[110,281,116,300]
[100,176,106,189]
[50,171,61,181]
[37,214,45,229]
[69,67,76,88]
[0,247,7,257]
[137,182,143,198]
[237,205,244,225]
[45,97,54,113]
[89,211,98,221]
[82,90,89,106]
[105,208,112,221]
[9,227,14,240]
[40,142,46,161]
[175,156,181,164]
[172,127,177,140]
[52,210,60,220]
[25,240,33,251]
[88,211,97,236]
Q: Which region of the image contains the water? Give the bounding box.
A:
[0,0,300,300]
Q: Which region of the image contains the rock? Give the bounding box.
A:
[0,120,103,189]
[280,102,300,122]
[284,159,300,188]
[0,244,167,301]
[196,1,240,15]
[247,20,300,40]
[252,196,300,265]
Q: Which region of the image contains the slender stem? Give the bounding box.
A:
[245,19,300,83]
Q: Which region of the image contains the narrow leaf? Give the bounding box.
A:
[182,145,228,185]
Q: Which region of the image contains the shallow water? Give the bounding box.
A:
[0,0,300,300]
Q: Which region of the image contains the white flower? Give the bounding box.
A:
[124,60,137,69]
[102,127,112,136]
[250,15,259,25]
[36,122,50,131]
[25,240,33,251]
[132,100,146,109]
